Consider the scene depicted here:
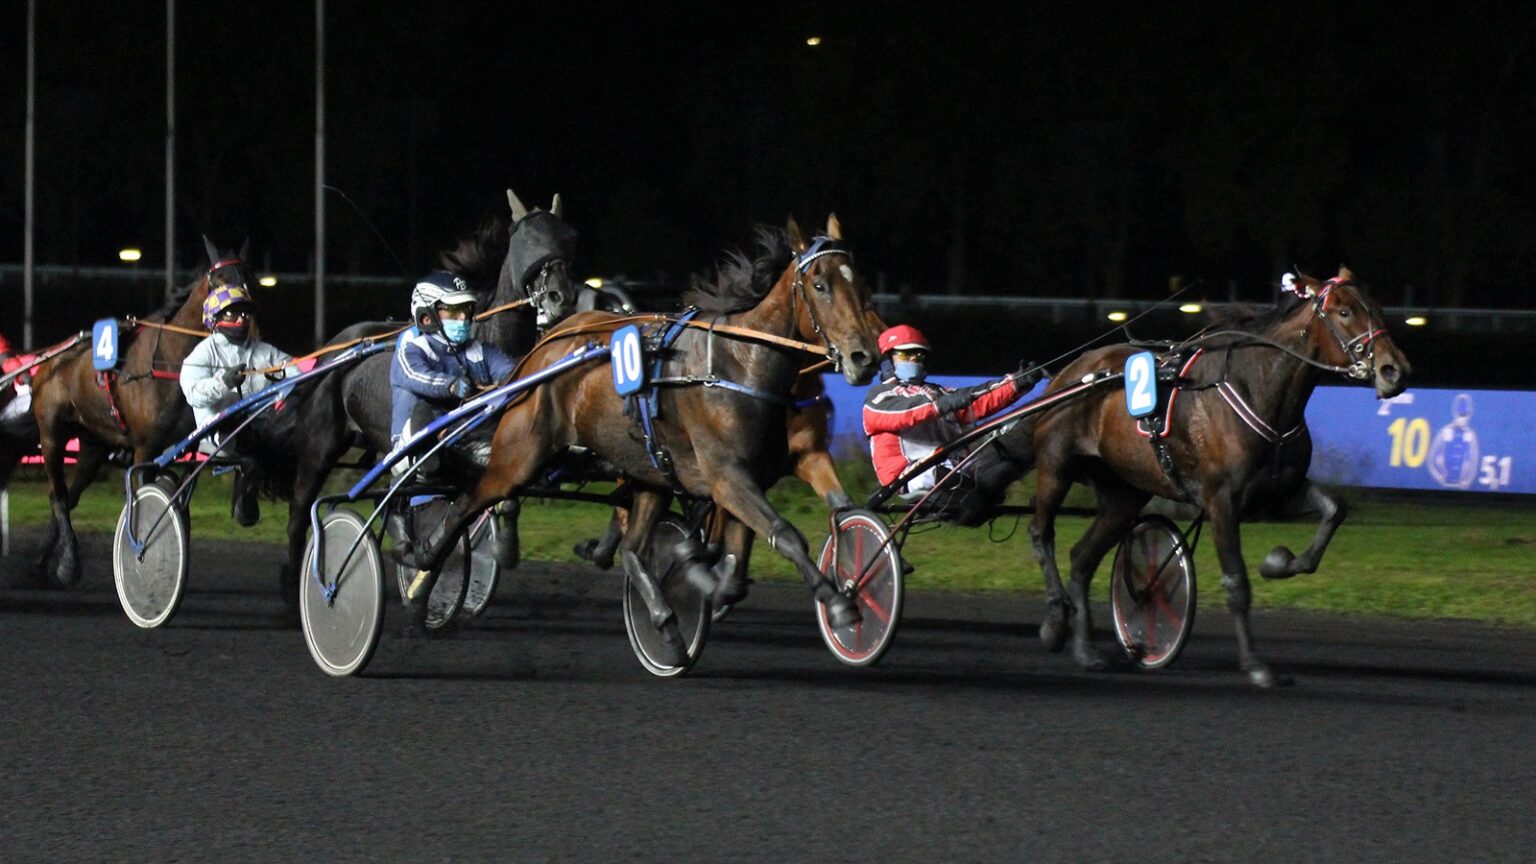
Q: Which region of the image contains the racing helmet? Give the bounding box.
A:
[410,271,477,334]
[877,324,932,356]
[202,283,257,330]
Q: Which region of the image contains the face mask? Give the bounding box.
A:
[441,319,472,345]
[216,322,250,343]
[893,360,926,383]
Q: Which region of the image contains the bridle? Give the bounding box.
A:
[1295,276,1387,382]
[790,236,855,372]
[525,260,572,329]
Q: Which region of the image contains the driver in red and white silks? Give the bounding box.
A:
[862,325,1039,510]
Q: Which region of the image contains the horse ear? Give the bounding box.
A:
[550,193,563,218]
[202,235,220,266]
[239,237,250,261]
[1337,264,1355,282]
[786,216,808,253]
[507,188,529,221]
[825,213,843,241]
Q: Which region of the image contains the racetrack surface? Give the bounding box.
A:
[3,530,1534,863]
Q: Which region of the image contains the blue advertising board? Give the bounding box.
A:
[819,376,1536,495]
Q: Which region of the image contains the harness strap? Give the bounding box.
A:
[1215,382,1305,444]
[95,370,130,435]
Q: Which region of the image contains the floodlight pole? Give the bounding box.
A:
[165,0,176,300]
[314,0,327,345]
[24,0,37,350]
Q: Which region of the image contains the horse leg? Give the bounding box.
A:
[793,450,852,509]
[697,510,752,611]
[574,508,624,570]
[283,433,348,613]
[38,432,82,588]
[1063,481,1147,671]
[1259,481,1347,580]
[492,498,520,569]
[617,490,690,667]
[1207,496,1281,688]
[1028,461,1074,653]
[63,442,108,510]
[708,466,859,627]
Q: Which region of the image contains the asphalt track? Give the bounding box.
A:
[3,528,1534,864]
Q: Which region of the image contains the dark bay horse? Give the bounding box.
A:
[281,191,581,603]
[405,216,883,662]
[1014,267,1409,687]
[25,239,254,586]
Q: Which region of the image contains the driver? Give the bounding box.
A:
[862,324,1041,523]
[180,284,296,525]
[389,271,517,475]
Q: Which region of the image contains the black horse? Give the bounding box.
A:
[280,190,587,605]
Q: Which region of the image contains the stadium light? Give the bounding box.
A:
[1405,316,1428,326]
[258,275,278,288]
[1106,311,1129,322]
[806,36,822,46]
[584,277,604,288]
[119,248,143,263]
[1178,303,1203,314]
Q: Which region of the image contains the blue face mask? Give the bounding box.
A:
[441,319,472,345]
[893,360,926,383]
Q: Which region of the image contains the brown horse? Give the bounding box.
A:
[1018,267,1410,687]
[406,215,883,662]
[26,239,254,586]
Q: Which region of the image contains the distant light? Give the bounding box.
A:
[584,277,604,289]
[1106,311,1129,323]
[806,36,822,46]
[258,275,279,288]
[1405,316,1428,326]
[118,248,143,263]
[1178,303,1203,314]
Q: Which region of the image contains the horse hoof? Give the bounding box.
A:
[1247,664,1292,688]
[655,621,690,668]
[1039,616,1069,653]
[1259,547,1297,580]
[826,594,861,629]
[1075,649,1111,672]
[684,561,719,595]
[232,496,260,528]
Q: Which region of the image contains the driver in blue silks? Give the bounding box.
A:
[389,271,517,475]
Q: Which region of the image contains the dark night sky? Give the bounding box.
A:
[4,1,1536,314]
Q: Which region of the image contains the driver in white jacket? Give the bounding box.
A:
[179,283,295,526]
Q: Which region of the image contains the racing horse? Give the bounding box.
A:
[1012,267,1410,687]
[403,215,883,663]
[25,239,254,586]
[281,190,584,604]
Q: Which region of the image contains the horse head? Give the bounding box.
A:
[1285,267,1410,398]
[183,236,257,330]
[501,188,580,330]
[785,214,881,385]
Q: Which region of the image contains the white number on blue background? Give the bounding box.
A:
[610,326,645,396]
[92,319,119,371]
[1124,351,1156,417]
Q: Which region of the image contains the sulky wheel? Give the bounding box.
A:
[300,508,385,677]
[387,498,476,632]
[1110,514,1197,670]
[112,482,191,629]
[623,514,711,677]
[815,509,903,667]
[461,509,500,618]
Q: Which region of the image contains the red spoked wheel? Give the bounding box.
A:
[1110,514,1197,670]
[815,509,903,667]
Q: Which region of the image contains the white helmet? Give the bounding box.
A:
[410,271,476,334]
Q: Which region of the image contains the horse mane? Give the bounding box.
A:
[439,215,511,291]
[1203,295,1308,335]
[683,226,795,314]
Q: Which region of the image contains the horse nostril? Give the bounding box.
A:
[1380,365,1400,384]
[849,350,870,368]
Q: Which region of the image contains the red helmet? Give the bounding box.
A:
[878,324,931,355]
